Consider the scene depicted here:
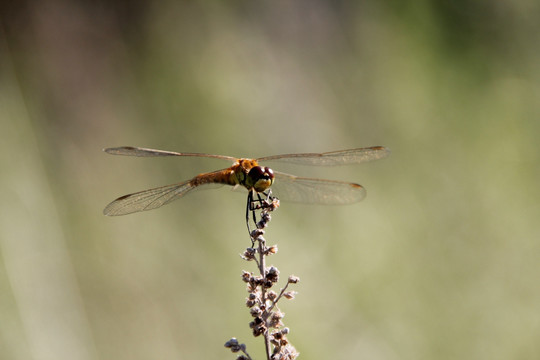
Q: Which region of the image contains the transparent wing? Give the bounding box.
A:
[270,171,366,205]
[104,146,237,161]
[257,146,390,166]
[103,180,223,216]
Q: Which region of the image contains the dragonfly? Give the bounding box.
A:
[103,146,390,233]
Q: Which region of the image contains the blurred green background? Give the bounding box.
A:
[1,1,539,359]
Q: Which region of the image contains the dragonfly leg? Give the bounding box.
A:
[246,190,279,240]
[247,191,263,235]
[263,189,274,203]
[253,190,275,218]
[246,191,265,234]
[254,193,263,224]
[246,190,254,235]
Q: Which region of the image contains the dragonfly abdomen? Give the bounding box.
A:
[190,168,240,188]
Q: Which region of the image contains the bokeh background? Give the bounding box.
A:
[1,1,539,359]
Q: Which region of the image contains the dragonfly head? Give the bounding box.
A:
[247,166,274,192]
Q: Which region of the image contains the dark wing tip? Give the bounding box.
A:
[350,183,364,189]
[350,183,367,202]
[377,146,391,156]
[370,145,391,155]
[115,194,132,201]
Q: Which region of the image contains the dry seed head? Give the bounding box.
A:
[246,293,258,307]
[242,248,256,261]
[266,266,279,283]
[250,228,264,238]
[250,316,266,337]
[288,275,300,284]
[267,290,277,301]
[241,271,251,283]
[265,245,278,255]
[268,310,284,328]
[224,338,239,348]
[250,306,262,317]
[283,291,297,300]
[224,338,246,353]
[252,276,265,287]
[263,279,274,289]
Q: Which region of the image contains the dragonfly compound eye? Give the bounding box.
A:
[264,167,274,179]
[248,166,275,192]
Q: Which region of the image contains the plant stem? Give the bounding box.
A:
[257,235,272,360]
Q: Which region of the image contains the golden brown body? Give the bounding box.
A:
[190,159,270,190]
